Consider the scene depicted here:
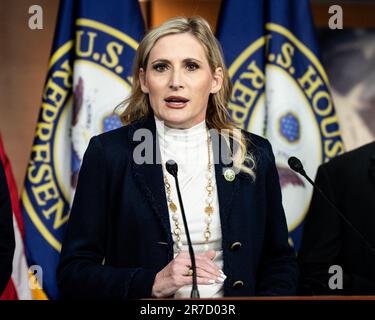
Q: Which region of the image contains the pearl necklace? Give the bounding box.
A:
[163,128,214,252]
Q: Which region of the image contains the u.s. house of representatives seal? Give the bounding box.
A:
[23,19,137,251]
[228,23,343,245]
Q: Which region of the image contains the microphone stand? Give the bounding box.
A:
[166,160,200,298]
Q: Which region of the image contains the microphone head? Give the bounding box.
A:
[166,160,178,177]
[288,156,305,175]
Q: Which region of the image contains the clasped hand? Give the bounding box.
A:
[151,250,226,298]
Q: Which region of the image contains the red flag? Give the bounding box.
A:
[0,135,31,300]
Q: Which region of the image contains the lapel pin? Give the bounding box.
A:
[224,168,235,182]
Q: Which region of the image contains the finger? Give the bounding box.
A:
[195,268,226,284]
[170,260,194,278]
[179,255,220,278]
[175,252,225,280]
[179,273,217,286]
[203,250,216,260]
[195,276,223,285]
[195,256,222,277]
[196,262,225,281]
[173,257,194,272]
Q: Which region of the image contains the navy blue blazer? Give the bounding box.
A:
[57,115,298,299]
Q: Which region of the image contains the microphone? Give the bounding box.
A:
[288,156,375,255]
[166,160,200,298]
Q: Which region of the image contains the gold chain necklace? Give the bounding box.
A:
[163,129,214,251]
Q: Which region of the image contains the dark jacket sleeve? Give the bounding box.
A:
[0,161,15,296]
[256,140,298,295]
[297,164,375,295]
[56,137,158,300]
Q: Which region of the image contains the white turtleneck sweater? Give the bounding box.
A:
[155,116,224,298]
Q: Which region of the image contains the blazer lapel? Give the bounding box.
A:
[211,130,240,227]
[128,115,173,249]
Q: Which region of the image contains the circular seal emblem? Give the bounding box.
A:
[22,19,138,251]
[227,23,343,246]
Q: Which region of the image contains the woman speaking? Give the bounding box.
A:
[57,16,298,299]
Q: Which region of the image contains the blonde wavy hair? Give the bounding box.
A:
[118,16,255,178]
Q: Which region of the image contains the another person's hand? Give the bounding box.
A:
[151,250,226,298]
